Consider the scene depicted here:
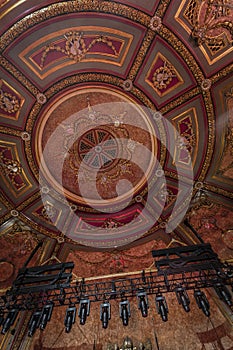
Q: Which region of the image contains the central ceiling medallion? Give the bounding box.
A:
[36,86,157,208]
[78,128,119,170]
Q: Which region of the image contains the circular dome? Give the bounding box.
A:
[36,86,158,208]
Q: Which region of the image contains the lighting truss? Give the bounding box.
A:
[0,244,232,333]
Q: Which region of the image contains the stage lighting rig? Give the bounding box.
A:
[64,306,76,333]
[100,301,111,329]
[137,291,149,318]
[78,298,90,325]
[0,243,232,337]
[119,299,130,326]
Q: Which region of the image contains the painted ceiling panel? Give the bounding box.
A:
[4,15,146,89]
[134,36,197,108]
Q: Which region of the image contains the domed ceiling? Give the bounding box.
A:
[0,0,233,257]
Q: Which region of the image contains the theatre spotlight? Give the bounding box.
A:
[155,294,168,322]
[119,299,130,326]
[100,301,111,329]
[137,291,149,317]
[64,306,76,333]
[214,284,232,306]
[78,298,90,325]
[175,286,190,312]
[39,303,54,330]
[27,311,42,337]
[194,290,210,317]
[1,309,19,335]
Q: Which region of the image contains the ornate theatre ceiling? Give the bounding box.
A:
[0,1,233,349]
[0,0,233,280]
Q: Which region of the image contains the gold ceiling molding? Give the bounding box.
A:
[197,90,215,182]
[159,26,205,85]
[19,27,133,79]
[156,0,171,17]
[0,126,22,137]
[15,212,66,240]
[0,0,26,19]
[0,141,32,197]
[160,86,200,114]
[0,1,150,53]
[175,0,233,65]
[24,73,164,193]
[0,79,24,119]
[14,191,41,212]
[128,29,156,80]
[211,62,233,84]
[204,184,233,200]
[0,56,39,96]
[145,52,184,97]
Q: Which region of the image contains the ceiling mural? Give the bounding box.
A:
[0,0,233,347]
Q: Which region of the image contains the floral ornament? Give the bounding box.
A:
[41,185,50,194]
[21,132,31,141]
[11,210,19,217]
[122,79,133,91]
[149,15,162,31]
[36,93,47,104]
[152,111,163,121]
[195,181,204,190]
[201,79,211,91]
[69,204,77,211]
[57,236,65,244]
[153,61,176,90]
[135,195,143,203]
[0,80,20,113]
[155,169,163,177]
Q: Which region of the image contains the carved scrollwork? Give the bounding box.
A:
[191,0,233,48]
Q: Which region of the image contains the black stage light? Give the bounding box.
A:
[39,303,54,330]
[100,301,111,329]
[214,284,232,306]
[64,306,76,333]
[137,291,149,317]
[1,309,19,335]
[175,286,190,312]
[78,299,90,325]
[194,290,210,317]
[0,313,4,327]
[28,311,42,337]
[119,299,130,326]
[155,294,168,322]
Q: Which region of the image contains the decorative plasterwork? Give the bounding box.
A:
[19,27,133,79]
[146,52,184,97]
[0,79,24,120]
[0,141,32,197]
[175,0,233,65]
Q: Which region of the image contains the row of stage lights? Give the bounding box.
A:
[0,284,232,337]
